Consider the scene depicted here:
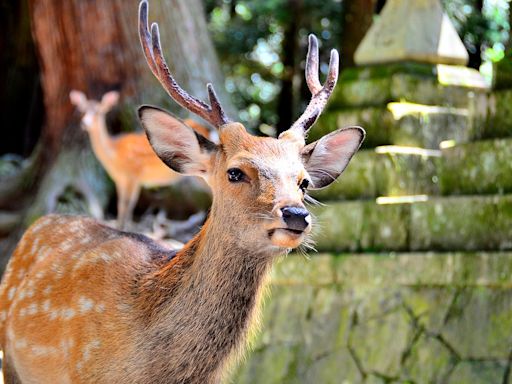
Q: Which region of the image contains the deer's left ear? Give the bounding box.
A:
[302,126,365,189]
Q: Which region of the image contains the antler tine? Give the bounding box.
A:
[283,34,339,138]
[305,35,322,94]
[139,1,159,78]
[138,0,230,128]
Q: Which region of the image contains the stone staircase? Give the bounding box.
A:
[230,76,512,383]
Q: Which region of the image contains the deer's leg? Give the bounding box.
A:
[116,181,129,230]
[125,183,141,228]
[116,181,140,230]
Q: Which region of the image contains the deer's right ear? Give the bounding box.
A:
[138,106,218,177]
[70,90,88,112]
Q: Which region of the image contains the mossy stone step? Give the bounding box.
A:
[311,147,439,201]
[312,104,470,149]
[230,252,512,384]
[438,138,512,196]
[331,63,487,109]
[311,195,512,252]
[474,89,512,140]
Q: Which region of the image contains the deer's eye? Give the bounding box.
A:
[227,168,246,182]
[299,179,310,192]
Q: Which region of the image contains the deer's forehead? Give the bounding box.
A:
[226,144,306,182]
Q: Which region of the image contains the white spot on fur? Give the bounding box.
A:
[16,268,26,280]
[78,296,95,314]
[7,287,17,301]
[27,303,38,315]
[30,238,41,256]
[61,308,75,320]
[19,308,27,317]
[49,310,59,320]
[61,239,74,251]
[0,310,7,321]
[18,289,26,300]
[43,286,53,296]
[42,299,51,312]
[14,338,28,349]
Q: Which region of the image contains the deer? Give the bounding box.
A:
[69,89,212,230]
[0,1,364,383]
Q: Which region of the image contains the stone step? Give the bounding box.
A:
[438,138,512,196]
[474,89,512,140]
[312,103,470,149]
[231,252,512,384]
[311,147,440,201]
[331,63,487,109]
[311,195,512,252]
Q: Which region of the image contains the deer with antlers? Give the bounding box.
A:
[69,90,211,230]
[0,1,364,383]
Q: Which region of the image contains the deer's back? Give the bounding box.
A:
[0,214,176,383]
[111,133,180,186]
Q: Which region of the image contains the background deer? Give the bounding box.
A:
[70,90,211,229]
[0,1,364,383]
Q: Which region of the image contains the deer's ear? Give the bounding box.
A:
[101,91,120,110]
[302,127,365,189]
[138,106,218,177]
[70,90,88,112]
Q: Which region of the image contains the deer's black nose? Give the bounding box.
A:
[281,206,310,232]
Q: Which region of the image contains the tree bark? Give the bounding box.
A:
[340,0,377,70]
[0,0,233,272]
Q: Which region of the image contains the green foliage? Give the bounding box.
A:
[205,0,342,132]
[443,0,510,69]
[206,0,511,130]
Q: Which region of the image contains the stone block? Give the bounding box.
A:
[441,288,512,360]
[473,89,512,139]
[439,138,512,195]
[391,107,470,149]
[311,107,394,148]
[402,334,455,383]
[311,201,409,252]
[313,103,470,150]
[348,307,411,377]
[448,361,507,383]
[410,195,512,251]
[310,150,378,201]
[312,148,439,201]
[331,63,486,109]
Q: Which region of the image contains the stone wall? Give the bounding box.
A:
[230,253,512,384]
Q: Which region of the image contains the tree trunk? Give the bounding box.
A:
[340,0,377,70]
[467,0,484,70]
[0,0,233,272]
[276,0,301,136]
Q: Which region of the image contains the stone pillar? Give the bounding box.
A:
[312,0,489,150]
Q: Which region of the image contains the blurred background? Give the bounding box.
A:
[1,0,512,382]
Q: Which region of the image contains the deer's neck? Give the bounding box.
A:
[137,214,277,383]
[86,118,116,166]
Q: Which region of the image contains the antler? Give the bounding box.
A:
[281,34,339,138]
[138,0,230,128]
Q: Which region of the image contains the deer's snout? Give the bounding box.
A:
[281,206,311,232]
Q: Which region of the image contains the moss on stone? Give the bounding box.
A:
[311,149,438,202]
[473,89,512,140]
[439,138,512,195]
[410,195,512,251]
[448,361,506,383]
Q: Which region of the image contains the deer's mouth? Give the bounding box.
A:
[268,228,306,248]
